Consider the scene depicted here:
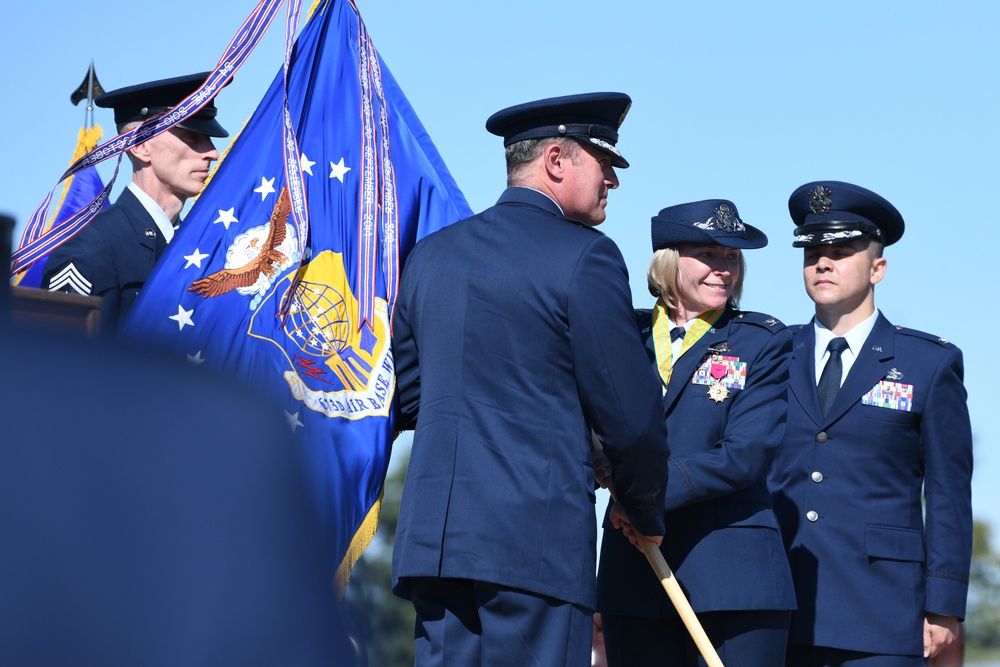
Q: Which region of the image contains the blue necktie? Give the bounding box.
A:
[818,337,849,416]
[670,326,685,343]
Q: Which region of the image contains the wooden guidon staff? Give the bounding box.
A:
[593,434,724,667]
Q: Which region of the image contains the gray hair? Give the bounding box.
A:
[504,137,580,186]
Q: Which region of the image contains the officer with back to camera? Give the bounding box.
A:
[391,92,671,667]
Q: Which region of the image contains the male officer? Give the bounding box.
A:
[391,92,671,666]
[768,181,973,666]
[42,72,228,332]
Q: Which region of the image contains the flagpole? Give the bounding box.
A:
[10,62,108,288]
[84,59,96,130]
[593,433,724,667]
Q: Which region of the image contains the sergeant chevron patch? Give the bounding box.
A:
[47,262,93,295]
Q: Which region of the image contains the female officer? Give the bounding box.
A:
[596,199,796,666]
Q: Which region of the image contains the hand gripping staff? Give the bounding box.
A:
[592,432,724,667]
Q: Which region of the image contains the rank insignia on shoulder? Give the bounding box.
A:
[886,368,904,380]
[765,318,778,326]
[938,337,949,344]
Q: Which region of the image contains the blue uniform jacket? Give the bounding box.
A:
[768,313,973,656]
[42,188,167,331]
[391,187,670,609]
[597,307,796,617]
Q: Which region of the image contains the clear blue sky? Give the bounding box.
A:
[3,1,997,530]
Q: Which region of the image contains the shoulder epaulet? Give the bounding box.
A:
[634,308,653,333]
[732,311,786,334]
[892,324,953,347]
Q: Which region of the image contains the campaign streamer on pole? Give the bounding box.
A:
[122,0,472,585]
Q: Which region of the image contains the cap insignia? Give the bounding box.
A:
[715,203,745,232]
[694,203,746,233]
[809,185,832,214]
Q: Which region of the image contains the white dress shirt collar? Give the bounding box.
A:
[813,309,880,383]
[127,182,175,243]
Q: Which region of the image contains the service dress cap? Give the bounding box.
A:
[485,92,632,168]
[96,72,230,138]
[651,199,767,251]
[789,180,904,247]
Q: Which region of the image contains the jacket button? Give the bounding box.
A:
[811,471,824,483]
[816,431,828,443]
[806,510,819,522]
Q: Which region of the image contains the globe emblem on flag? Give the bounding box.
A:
[284,280,351,357]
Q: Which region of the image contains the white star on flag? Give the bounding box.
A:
[183,249,210,269]
[187,350,206,365]
[254,176,277,200]
[300,153,316,176]
[329,158,351,182]
[284,410,304,433]
[169,305,195,331]
[214,207,239,230]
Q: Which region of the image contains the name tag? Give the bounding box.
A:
[861,380,914,412]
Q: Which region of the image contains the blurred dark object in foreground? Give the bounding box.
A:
[0,213,358,665]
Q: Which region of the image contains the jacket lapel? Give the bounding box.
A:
[661,310,734,415]
[788,323,823,424]
[119,189,164,258]
[823,313,896,424]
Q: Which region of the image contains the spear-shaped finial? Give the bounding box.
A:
[69,60,106,129]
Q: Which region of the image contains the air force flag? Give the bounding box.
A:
[123,0,472,583]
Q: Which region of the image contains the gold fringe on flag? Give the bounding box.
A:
[334,490,383,596]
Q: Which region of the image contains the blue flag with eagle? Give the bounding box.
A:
[122,0,471,583]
